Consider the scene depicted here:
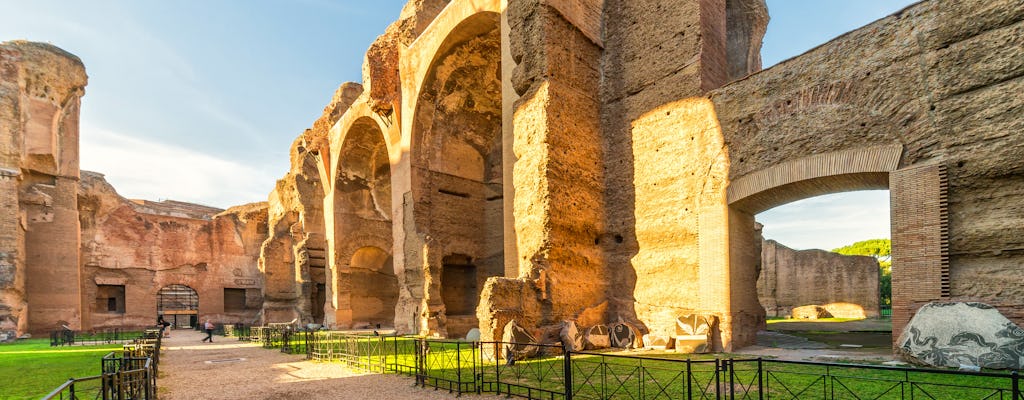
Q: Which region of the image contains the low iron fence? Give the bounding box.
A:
[50,328,144,347]
[300,331,1024,400]
[42,334,162,400]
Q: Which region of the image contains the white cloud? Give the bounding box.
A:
[756,191,890,251]
[80,123,276,208]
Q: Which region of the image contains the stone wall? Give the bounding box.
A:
[711,0,1024,343]
[758,240,880,319]
[79,171,268,329]
[0,41,87,338]
[0,40,271,337]
[7,0,1021,354]
[477,0,609,343]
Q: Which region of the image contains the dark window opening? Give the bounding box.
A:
[96,284,125,314]
[441,254,478,316]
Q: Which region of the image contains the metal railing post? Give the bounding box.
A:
[714,358,721,400]
[729,359,736,400]
[1013,370,1020,400]
[686,359,693,400]
[564,349,573,400]
[494,341,501,394]
[474,341,480,394]
[757,358,764,400]
[117,370,124,400]
[601,355,607,399]
[639,358,645,399]
[456,341,462,392]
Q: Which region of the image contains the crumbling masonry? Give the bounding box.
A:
[2,0,1023,353]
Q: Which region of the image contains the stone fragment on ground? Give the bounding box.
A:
[898,302,1024,369]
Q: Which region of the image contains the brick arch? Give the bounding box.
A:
[727,144,902,213]
[721,144,951,350]
[327,112,395,329]
[404,8,505,338]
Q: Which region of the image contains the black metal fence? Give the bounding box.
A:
[42,331,162,400]
[300,331,1024,400]
[50,328,143,347]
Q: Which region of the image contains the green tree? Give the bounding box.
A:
[832,239,892,306]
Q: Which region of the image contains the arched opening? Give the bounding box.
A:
[722,145,946,352]
[157,284,198,329]
[349,246,398,328]
[410,11,504,338]
[335,116,394,328]
[337,117,392,221]
[755,190,892,352]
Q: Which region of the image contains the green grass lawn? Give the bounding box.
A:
[0,338,121,400]
[299,334,1023,399]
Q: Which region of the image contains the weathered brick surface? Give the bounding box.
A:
[713,0,1024,348]
[0,41,86,336]
[759,240,881,319]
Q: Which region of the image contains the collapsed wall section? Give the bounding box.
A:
[0,41,87,338]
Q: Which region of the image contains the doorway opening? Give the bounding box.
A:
[157,284,199,329]
[755,190,892,352]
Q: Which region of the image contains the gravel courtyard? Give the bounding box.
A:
[158,329,496,399]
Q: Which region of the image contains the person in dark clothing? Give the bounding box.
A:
[157,315,171,337]
[201,319,214,342]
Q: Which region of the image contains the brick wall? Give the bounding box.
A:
[890,164,949,340]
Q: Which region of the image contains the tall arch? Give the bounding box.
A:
[332,116,395,328]
[408,11,504,338]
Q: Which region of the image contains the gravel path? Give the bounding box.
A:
[158,329,495,399]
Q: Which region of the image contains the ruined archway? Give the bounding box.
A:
[157,284,199,328]
[756,190,890,321]
[333,116,394,328]
[723,145,947,349]
[409,11,504,338]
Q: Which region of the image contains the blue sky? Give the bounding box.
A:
[1,0,917,250]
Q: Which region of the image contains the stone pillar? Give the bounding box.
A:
[600,0,734,345]
[477,0,608,342]
[0,41,87,334]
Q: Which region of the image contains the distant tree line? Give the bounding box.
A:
[833,238,891,306]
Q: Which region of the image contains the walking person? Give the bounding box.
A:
[157,315,171,338]
[201,319,215,342]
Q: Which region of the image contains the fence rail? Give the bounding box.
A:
[50,328,145,347]
[300,331,1024,400]
[42,331,162,400]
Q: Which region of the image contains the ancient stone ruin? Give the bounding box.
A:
[758,239,880,319]
[2,0,1023,363]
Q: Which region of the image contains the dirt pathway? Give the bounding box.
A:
[158,329,488,399]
